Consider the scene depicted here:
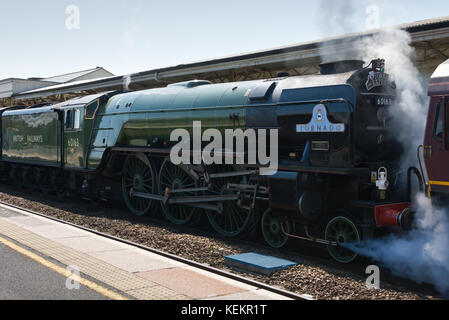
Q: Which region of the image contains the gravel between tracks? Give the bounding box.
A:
[0,185,441,300]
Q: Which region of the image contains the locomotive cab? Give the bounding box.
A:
[54,93,113,170]
[61,105,84,168]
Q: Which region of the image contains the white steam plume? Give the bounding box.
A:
[318,0,370,63]
[356,29,429,167]
[318,0,360,37]
[123,74,131,92]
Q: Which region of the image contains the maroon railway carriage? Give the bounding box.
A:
[424,59,449,202]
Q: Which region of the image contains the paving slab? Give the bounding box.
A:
[21,224,92,239]
[0,207,24,218]
[88,248,182,272]
[53,236,127,253]
[204,289,291,300]
[3,216,52,228]
[126,285,189,300]
[181,265,256,291]
[137,267,245,299]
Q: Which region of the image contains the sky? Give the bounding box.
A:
[0,0,447,80]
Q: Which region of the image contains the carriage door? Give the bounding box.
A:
[424,96,449,191]
[64,107,84,168]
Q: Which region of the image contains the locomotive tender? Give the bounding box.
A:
[0,59,418,263]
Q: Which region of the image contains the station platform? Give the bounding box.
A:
[0,204,291,300]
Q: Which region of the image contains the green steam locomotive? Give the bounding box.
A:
[0,59,416,263]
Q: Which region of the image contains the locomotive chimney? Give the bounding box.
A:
[319,60,364,75]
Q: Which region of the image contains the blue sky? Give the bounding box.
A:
[0,0,447,79]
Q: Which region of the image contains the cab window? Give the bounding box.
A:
[85,100,99,120]
[65,110,73,129]
[74,109,81,129]
[65,109,81,130]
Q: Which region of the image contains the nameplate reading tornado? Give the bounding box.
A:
[296,104,345,133]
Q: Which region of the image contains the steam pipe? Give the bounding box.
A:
[407,166,424,201]
[417,144,430,196]
[417,145,425,181]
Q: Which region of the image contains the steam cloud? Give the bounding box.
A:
[356,29,429,168]
[346,194,449,295]
[318,0,360,38]
[317,1,448,295]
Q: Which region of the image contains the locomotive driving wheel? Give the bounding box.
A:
[206,165,252,238]
[159,160,199,225]
[122,153,156,216]
[325,216,361,263]
[261,209,292,248]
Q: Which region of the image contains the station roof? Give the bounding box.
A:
[38,67,113,83]
[0,78,58,99]
[429,59,449,96]
[431,58,449,79]
[0,67,114,102]
[6,16,449,105]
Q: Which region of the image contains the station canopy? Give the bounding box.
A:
[2,16,449,108]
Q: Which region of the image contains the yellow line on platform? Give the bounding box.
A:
[0,236,128,300]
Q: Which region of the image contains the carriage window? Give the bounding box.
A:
[446,98,449,149]
[65,110,73,129]
[434,100,444,142]
[74,109,81,129]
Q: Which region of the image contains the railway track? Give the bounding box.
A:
[0,199,310,301]
[0,184,441,300]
